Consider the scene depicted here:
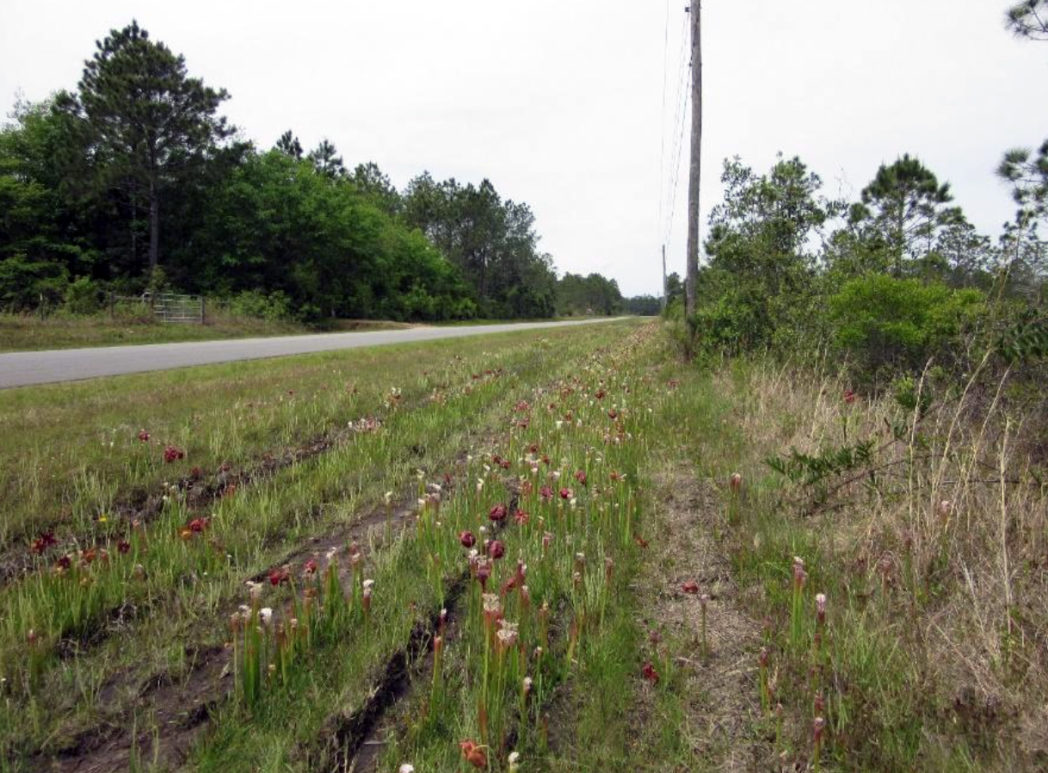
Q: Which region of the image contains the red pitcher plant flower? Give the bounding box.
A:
[681,580,699,594]
[459,530,476,548]
[459,740,487,768]
[163,445,185,463]
[268,565,290,586]
[641,661,659,684]
[489,503,508,523]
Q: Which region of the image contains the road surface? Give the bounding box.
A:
[0,318,627,389]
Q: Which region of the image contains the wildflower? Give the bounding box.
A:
[793,557,807,590]
[398,765,415,773]
[508,751,522,772]
[523,676,533,695]
[303,558,318,576]
[937,499,952,520]
[482,593,502,628]
[488,540,506,560]
[137,429,150,442]
[729,473,742,493]
[348,541,363,569]
[641,661,659,684]
[132,563,147,581]
[459,740,487,768]
[30,531,57,555]
[459,530,476,548]
[513,508,530,525]
[259,607,274,627]
[163,445,185,463]
[540,485,554,502]
[682,580,699,594]
[476,560,492,590]
[542,531,554,551]
[246,580,264,602]
[362,580,373,614]
[496,621,519,651]
[574,469,587,485]
[489,503,508,523]
[117,539,131,555]
[187,517,208,534]
[815,593,827,625]
[559,487,573,500]
[268,566,290,586]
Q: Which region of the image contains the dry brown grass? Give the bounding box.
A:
[716,357,1048,768]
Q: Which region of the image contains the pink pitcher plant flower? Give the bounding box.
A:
[476,560,492,591]
[542,531,554,552]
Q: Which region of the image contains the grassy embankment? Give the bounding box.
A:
[1,319,1044,771]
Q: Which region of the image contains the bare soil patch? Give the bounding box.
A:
[637,464,775,771]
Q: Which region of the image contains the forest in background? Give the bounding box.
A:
[0,22,657,324]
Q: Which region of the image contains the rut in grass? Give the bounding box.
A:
[45,484,453,773]
[0,369,486,587]
[633,463,774,771]
[316,489,526,773]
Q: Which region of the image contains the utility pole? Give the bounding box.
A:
[684,0,702,321]
[661,244,668,310]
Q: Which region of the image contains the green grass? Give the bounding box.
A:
[0,320,643,767]
[0,310,319,352]
[2,322,1042,772]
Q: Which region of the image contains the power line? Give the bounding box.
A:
[656,0,670,240]
[662,13,691,254]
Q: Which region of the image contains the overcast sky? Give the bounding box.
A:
[1,1,1044,296]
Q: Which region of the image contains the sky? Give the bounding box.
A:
[1,0,1044,297]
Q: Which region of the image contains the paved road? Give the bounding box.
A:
[0,318,627,389]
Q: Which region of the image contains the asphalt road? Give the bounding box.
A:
[0,318,627,389]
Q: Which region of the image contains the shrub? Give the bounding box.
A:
[225,290,293,321]
[828,274,984,382]
[63,276,103,315]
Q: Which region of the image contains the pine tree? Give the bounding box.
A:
[78,20,232,273]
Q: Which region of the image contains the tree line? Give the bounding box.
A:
[0,21,646,322]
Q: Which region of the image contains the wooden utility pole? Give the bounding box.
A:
[684,0,702,320]
[661,244,668,310]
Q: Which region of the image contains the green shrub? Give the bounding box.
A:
[829,274,984,381]
[225,290,293,321]
[63,276,103,315]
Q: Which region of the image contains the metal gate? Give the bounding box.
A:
[151,293,204,323]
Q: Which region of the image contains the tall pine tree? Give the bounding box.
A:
[77,20,232,274]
